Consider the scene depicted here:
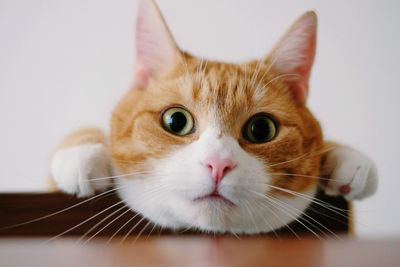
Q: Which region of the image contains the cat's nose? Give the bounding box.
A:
[202,155,236,183]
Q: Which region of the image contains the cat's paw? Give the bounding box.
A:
[50,144,113,197]
[321,146,378,201]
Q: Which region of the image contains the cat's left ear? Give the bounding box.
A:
[134,0,180,88]
[266,11,317,105]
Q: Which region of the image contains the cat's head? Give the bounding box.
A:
[110,0,323,234]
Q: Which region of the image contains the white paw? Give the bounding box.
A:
[50,144,113,197]
[321,146,378,201]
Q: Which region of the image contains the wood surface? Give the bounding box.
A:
[1,190,397,267]
[0,237,399,267]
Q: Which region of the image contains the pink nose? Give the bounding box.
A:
[202,155,236,183]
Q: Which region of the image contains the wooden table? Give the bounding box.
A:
[1,192,398,266]
[0,237,399,267]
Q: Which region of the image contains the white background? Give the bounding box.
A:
[0,0,399,237]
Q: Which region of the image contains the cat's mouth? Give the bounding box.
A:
[193,190,235,206]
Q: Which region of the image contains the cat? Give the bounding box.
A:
[50,0,378,234]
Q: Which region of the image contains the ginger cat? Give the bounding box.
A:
[50,0,377,234]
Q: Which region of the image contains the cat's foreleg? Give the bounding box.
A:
[320,142,378,200]
[50,127,113,197]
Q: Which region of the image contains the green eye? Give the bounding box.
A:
[161,107,194,136]
[243,114,277,143]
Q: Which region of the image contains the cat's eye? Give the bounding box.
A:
[243,114,277,143]
[161,107,194,136]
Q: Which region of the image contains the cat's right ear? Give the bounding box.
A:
[134,0,180,88]
[265,11,317,105]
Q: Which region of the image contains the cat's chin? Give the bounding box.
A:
[117,176,318,235]
[179,186,319,234]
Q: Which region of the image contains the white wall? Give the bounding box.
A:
[0,0,399,237]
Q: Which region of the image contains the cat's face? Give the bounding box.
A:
[110,0,323,234]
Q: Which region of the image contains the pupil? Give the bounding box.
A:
[251,119,270,141]
[168,112,187,132]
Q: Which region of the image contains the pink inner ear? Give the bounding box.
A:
[269,12,317,105]
[134,66,151,89]
[133,0,177,89]
[291,32,315,104]
[289,80,309,104]
[294,33,316,81]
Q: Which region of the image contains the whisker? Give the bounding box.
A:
[0,186,124,231]
[266,145,337,168]
[258,73,303,93]
[254,191,322,240]
[230,229,242,240]
[77,204,129,244]
[132,220,154,244]
[242,199,261,234]
[265,193,342,240]
[233,179,351,216]
[196,57,204,84]
[234,182,346,213]
[265,184,352,215]
[265,194,327,239]
[260,183,364,232]
[105,212,141,246]
[119,216,147,245]
[82,206,132,245]
[41,199,126,244]
[249,58,263,89]
[144,207,171,239]
[251,197,299,239]
[145,220,160,240]
[257,54,279,83]
[267,172,333,182]
[177,54,194,84]
[247,200,281,239]
[110,185,172,244]
[89,170,157,181]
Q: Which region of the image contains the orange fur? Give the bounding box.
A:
[48,3,358,234]
[58,127,107,149]
[110,52,323,197]
[51,7,324,200]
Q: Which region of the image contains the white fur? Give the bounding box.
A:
[321,146,378,200]
[51,134,378,234]
[117,127,315,234]
[50,144,112,197]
